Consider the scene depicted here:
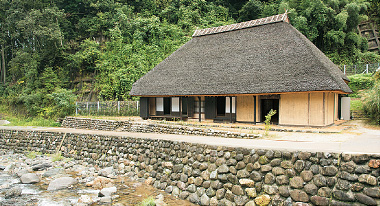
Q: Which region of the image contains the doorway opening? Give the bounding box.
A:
[216,97,226,116]
[164,97,171,115]
[182,97,188,115]
[261,99,279,124]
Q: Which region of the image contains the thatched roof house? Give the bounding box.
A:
[130,13,351,127]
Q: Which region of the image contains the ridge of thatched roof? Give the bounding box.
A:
[193,13,288,37]
[130,14,352,96]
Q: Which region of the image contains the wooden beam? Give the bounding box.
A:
[198,96,201,122]
[179,97,182,120]
[230,97,232,123]
[254,96,256,124]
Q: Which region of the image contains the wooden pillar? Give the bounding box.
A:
[179,97,182,120]
[230,97,233,123]
[198,97,201,122]
[234,96,237,123]
[254,96,257,124]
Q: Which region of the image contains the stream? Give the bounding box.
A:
[0,150,195,206]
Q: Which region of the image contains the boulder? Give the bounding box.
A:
[47,177,77,191]
[255,194,271,206]
[354,193,377,205]
[43,168,63,177]
[98,167,115,177]
[99,186,117,197]
[32,162,52,171]
[20,173,40,184]
[290,189,309,202]
[200,194,210,206]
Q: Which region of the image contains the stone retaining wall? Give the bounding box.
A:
[62,117,336,141]
[1,128,379,206]
[62,117,262,139]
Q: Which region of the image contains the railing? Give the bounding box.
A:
[75,101,139,116]
[340,63,380,76]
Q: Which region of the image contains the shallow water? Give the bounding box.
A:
[0,171,100,206]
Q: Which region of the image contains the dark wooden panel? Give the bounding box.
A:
[205,97,216,119]
[187,97,195,117]
[140,97,149,119]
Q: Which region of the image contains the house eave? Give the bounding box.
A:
[130,90,351,97]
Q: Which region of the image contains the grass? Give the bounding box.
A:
[51,152,64,162]
[138,196,156,206]
[350,99,363,111]
[26,151,42,159]
[0,104,60,127]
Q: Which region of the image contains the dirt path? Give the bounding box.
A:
[1,120,379,154]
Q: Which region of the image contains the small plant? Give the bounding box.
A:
[26,151,42,159]
[51,152,64,162]
[138,196,156,206]
[264,109,277,136]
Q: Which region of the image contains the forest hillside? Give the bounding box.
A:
[0,0,379,120]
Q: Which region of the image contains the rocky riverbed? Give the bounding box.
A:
[0,150,194,206]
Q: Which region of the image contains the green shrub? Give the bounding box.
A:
[362,82,380,124]
[348,74,375,97]
[138,196,156,206]
[264,109,277,136]
[350,99,363,111]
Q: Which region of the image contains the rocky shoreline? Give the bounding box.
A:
[0,150,193,206]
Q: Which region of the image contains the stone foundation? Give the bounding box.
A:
[0,128,379,205]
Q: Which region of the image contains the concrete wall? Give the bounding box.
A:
[1,128,379,206]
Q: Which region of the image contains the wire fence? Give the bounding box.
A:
[76,101,139,116]
[339,63,380,76]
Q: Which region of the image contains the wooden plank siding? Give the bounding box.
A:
[236,96,255,122]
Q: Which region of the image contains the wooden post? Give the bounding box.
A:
[230,97,232,123]
[198,97,201,122]
[179,97,182,120]
[254,96,256,124]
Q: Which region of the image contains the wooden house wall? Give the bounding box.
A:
[279,92,337,126]
[236,96,259,122]
[236,96,254,122]
[334,93,339,120]
[309,93,324,126]
[326,93,335,125]
[279,93,309,126]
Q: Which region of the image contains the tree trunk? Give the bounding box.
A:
[1,44,5,84]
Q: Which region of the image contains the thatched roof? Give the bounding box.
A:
[130,13,352,96]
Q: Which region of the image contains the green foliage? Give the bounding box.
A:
[138,196,156,206]
[239,0,263,22]
[51,152,64,162]
[362,81,380,124]
[0,0,380,122]
[351,99,363,111]
[264,109,277,136]
[347,74,375,97]
[26,151,42,159]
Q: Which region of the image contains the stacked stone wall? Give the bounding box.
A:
[62,117,335,140]
[0,128,379,206]
[62,117,262,138]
